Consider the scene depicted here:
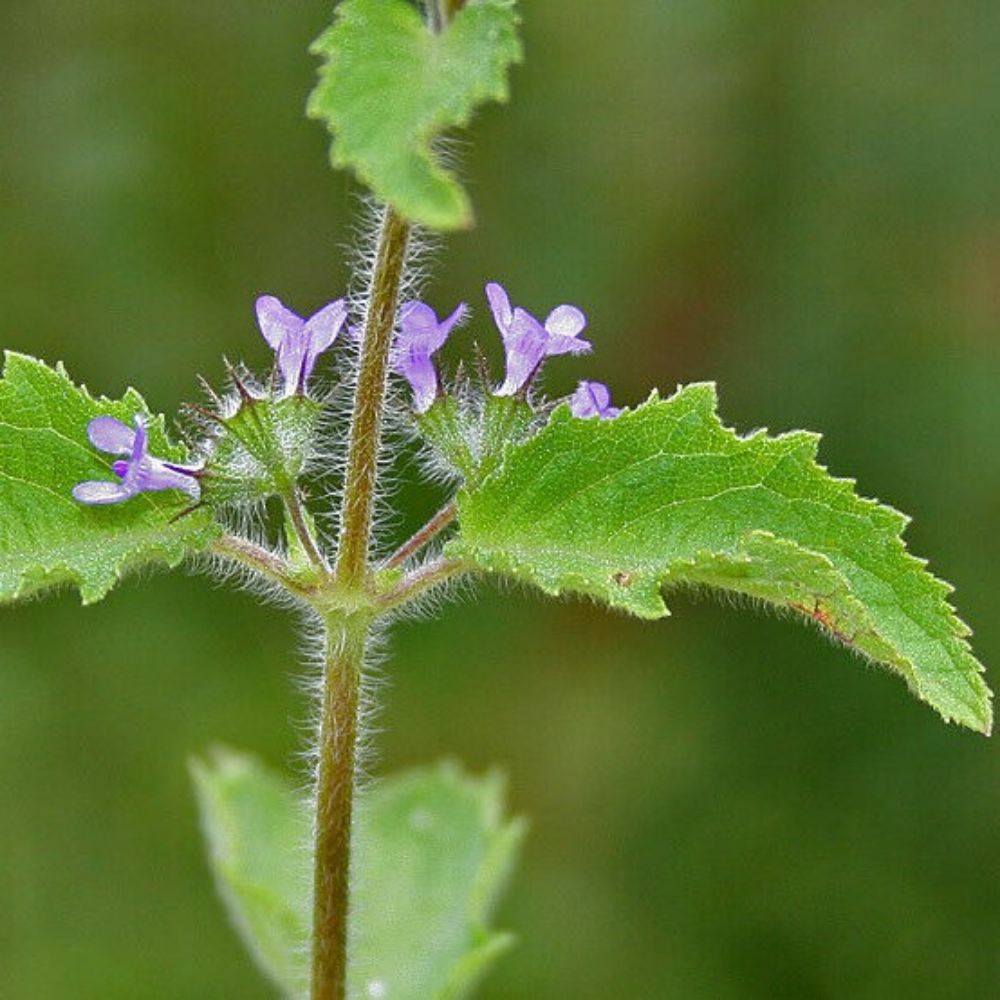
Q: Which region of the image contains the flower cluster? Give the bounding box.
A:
[73,283,621,506]
[393,281,620,418]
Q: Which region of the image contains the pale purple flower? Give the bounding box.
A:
[485,282,592,396]
[570,380,621,420]
[393,300,467,412]
[72,416,200,505]
[255,295,348,397]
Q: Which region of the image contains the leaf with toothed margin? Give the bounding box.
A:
[307,0,522,230]
[450,384,992,734]
[0,352,218,605]
[191,750,525,1000]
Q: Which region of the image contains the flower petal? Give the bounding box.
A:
[129,419,149,464]
[116,419,151,492]
[276,329,309,396]
[72,480,136,505]
[396,347,439,413]
[255,295,304,350]
[86,416,135,455]
[570,380,621,419]
[485,282,513,333]
[509,307,546,341]
[589,382,611,410]
[137,460,202,500]
[497,310,548,395]
[303,298,348,354]
[435,302,468,347]
[545,304,587,338]
[398,301,440,340]
[399,301,467,355]
[544,332,593,357]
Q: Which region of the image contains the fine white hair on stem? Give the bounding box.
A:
[328,197,435,568]
[386,560,478,625]
[288,617,392,801]
[192,530,301,614]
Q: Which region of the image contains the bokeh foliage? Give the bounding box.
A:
[1,1,998,997]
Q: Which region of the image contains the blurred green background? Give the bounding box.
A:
[2,1,999,997]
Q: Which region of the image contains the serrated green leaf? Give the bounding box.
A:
[190,749,312,998]
[451,384,992,734]
[307,0,522,230]
[350,760,525,1000]
[191,750,525,1000]
[0,352,218,605]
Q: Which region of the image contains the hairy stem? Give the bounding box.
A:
[210,533,308,594]
[335,207,411,588]
[312,205,410,999]
[377,555,470,613]
[312,616,366,1000]
[383,499,457,570]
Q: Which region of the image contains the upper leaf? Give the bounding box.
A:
[307,0,522,230]
[191,750,525,1000]
[0,352,217,604]
[451,385,992,734]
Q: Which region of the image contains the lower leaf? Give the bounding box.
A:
[191,749,525,1000]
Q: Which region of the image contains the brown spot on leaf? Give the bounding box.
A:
[613,571,634,588]
[789,600,856,646]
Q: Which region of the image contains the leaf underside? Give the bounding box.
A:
[191,750,525,1000]
[307,0,522,230]
[0,352,217,605]
[451,384,992,734]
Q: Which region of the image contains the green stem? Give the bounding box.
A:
[314,0,461,979]
[377,556,470,613]
[314,205,410,1000]
[382,499,458,570]
[210,533,310,595]
[334,207,411,589]
[311,615,366,1000]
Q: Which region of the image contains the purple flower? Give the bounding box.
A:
[255,295,348,397]
[485,282,592,396]
[72,416,201,505]
[393,300,467,412]
[569,380,621,420]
